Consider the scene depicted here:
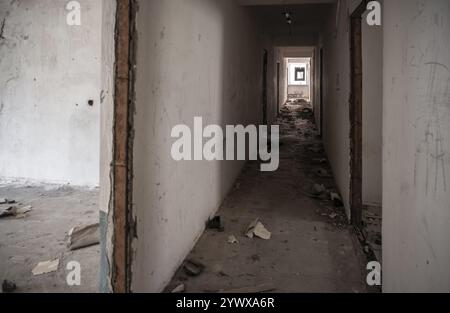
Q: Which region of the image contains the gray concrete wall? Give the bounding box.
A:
[383,0,450,292]
[362,7,383,206]
[131,0,266,292]
[0,0,102,186]
[99,0,116,293]
[321,0,354,216]
[321,0,381,216]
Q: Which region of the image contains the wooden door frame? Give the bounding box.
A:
[349,0,368,227]
[262,49,268,125]
[111,0,137,293]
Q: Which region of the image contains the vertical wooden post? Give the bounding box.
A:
[112,0,131,293]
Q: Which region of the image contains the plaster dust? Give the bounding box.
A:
[0,184,99,293]
[166,104,369,293]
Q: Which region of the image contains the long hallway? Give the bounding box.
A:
[167,104,368,293]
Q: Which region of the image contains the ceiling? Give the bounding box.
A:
[249,3,333,35]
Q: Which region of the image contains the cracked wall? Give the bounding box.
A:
[0,0,102,186]
[131,0,268,292]
[383,0,450,292]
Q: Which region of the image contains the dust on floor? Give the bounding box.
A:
[167,104,370,293]
[0,184,99,293]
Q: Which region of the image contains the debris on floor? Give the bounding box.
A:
[330,192,344,207]
[220,283,276,294]
[0,198,16,204]
[363,205,382,262]
[32,258,60,276]
[302,183,328,200]
[206,216,224,232]
[183,259,205,277]
[2,280,17,293]
[171,283,186,293]
[245,219,271,240]
[313,168,332,178]
[0,205,32,219]
[68,223,100,251]
[227,235,239,244]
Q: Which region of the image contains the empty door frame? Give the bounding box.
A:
[349,0,368,227]
[111,0,137,293]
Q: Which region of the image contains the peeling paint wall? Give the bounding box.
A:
[131,0,265,292]
[383,0,450,292]
[0,0,102,186]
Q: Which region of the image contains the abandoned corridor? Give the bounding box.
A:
[167,104,368,293]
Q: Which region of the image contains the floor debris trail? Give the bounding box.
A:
[0,184,99,293]
[168,104,368,293]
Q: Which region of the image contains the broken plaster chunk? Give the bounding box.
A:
[68,223,100,251]
[171,284,186,293]
[32,258,60,276]
[0,205,32,218]
[183,259,205,277]
[245,219,271,240]
[0,206,17,218]
[330,192,344,207]
[227,235,239,244]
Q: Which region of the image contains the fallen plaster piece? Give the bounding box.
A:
[228,235,239,244]
[0,206,16,218]
[330,192,343,206]
[171,284,185,293]
[32,258,60,276]
[0,205,32,218]
[68,223,100,251]
[0,198,15,204]
[183,259,205,277]
[245,219,271,240]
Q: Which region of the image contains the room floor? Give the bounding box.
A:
[0,184,99,293]
[167,104,370,293]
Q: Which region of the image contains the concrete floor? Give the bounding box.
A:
[0,184,99,293]
[167,104,369,293]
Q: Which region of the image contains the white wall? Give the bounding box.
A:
[321,0,381,217]
[0,0,102,186]
[383,0,450,292]
[131,0,265,292]
[362,8,382,206]
[321,0,354,216]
